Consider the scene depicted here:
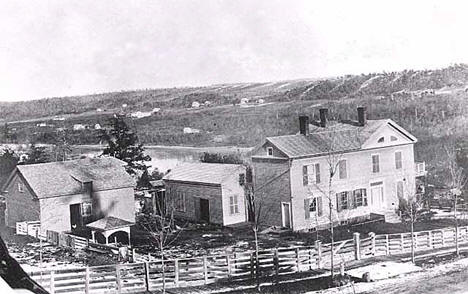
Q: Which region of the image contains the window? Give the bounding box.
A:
[302,166,308,186]
[390,136,397,142]
[18,183,24,193]
[338,160,347,179]
[304,196,322,219]
[378,137,385,143]
[372,154,380,173]
[309,197,317,212]
[229,195,239,215]
[239,173,245,186]
[395,151,402,169]
[397,181,404,198]
[267,147,273,156]
[337,192,349,211]
[303,163,321,186]
[81,202,92,217]
[353,189,368,207]
[175,192,186,212]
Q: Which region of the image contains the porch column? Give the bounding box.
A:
[91,231,96,243]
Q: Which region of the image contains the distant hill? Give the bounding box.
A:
[1,64,467,186]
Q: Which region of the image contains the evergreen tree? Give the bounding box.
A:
[101,115,151,175]
[0,148,19,188]
[22,144,50,164]
[137,168,152,189]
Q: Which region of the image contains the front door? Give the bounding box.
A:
[281,203,291,228]
[70,204,82,231]
[200,199,210,223]
[370,182,384,208]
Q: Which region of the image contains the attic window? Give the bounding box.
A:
[390,136,397,142]
[267,147,273,156]
[18,183,24,193]
[378,137,385,143]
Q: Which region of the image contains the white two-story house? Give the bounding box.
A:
[251,107,426,231]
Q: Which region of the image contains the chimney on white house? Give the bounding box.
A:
[299,116,309,135]
[357,106,367,126]
[319,108,328,127]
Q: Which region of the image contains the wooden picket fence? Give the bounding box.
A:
[29,225,468,294]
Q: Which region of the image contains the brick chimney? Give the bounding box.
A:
[357,107,367,126]
[319,108,328,127]
[299,116,309,135]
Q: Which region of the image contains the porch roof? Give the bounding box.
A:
[86,216,134,231]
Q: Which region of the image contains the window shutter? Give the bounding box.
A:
[302,166,308,186]
[304,198,310,219]
[317,197,323,216]
[363,189,368,206]
[315,163,321,184]
[348,192,355,209]
[336,194,342,212]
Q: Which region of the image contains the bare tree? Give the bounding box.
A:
[244,164,290,290]
[397,177,423,264]
[138,207,184,294]
[445,144,468,256]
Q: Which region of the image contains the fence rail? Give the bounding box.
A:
[29,225,468,294]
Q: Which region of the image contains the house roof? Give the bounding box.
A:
[261,119,414,159]
[7,157,135,199]
[163,163,244,185]
[86,216,134,231]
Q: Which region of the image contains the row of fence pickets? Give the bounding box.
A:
[29,226,468,294]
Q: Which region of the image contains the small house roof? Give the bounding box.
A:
[260,119,415,159]
[6,157,135,199]
[87,216,134,231]
[163,163,244,185]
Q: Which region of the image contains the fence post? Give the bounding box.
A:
[115,265,122,294]
[295,247,300,272]
[49,270,55,294]
[414,232,418,250]
[226,254,232,278]
[144,262,150,292]
[385,235,390,255]
[250,252,255,278]
[315,240,322,268]
[308,247,313,270]
[369,232,376,256]
[401,234,404,252]
[274,248,279,278]
[84,267,90,294]
[203,256,208,284]
[441,230,445,247]
[353,232,361,260]
[174,259,179,286]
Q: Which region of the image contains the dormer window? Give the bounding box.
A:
[378,137,385,143]
[267,147,273,156]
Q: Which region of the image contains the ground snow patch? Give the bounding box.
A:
[347,261,421,280]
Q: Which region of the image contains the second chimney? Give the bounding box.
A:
[319,108,328,127]
[357,106,367,126]
[299,116,309,135]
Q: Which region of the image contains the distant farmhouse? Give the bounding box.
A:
[251,107,426,231]
[2,157,135,244]
[163,163,247,226]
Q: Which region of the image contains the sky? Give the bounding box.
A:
[1,0,468,102]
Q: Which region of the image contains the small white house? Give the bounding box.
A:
[152,108,161,113]
[96,108,103,112]
[240,98,249,105]
[73,124,87,130]
[130,111,152,119]
[183,127,201,134]
[191,101,200,108]
[36,123,47,127]
[204,101,212,107]
[94,124,102,130]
